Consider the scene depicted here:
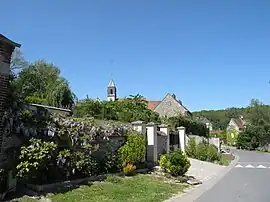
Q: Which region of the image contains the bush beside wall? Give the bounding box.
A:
[186,138,221,163]
[159,150,190,177]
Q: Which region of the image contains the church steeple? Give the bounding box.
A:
[107,79,117,101]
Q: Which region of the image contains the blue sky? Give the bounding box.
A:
[1,0,270,111]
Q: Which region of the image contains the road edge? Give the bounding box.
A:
[166,153,240,202]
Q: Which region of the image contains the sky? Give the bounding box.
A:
[1,0,270,111]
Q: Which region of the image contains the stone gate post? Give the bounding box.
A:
[146,122,157,163]
[177,126,186,153]
[159,124,169,153]
[131,120,146,134]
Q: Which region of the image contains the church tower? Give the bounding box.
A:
[107,80,117,101]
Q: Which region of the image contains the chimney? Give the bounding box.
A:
[172,93,176,100]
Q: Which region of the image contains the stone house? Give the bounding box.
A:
[226,116,246,132]
[196,117,213,132]
[147,93,191,118]
[106,80,191,118]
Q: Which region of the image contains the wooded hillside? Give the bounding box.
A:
[193,100,270,130]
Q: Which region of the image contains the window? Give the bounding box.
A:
[110,89,114,94]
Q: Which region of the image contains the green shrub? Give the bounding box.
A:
[71,151,99,176]
[16,138,57,183]
[25,95,46,104]
[159,150,190,176]
[102,152,122,174]
[186,138,197,158]
[207,145,221,162]
[195,142,208,161]
[186,139,221,163]
[118,131,146,165]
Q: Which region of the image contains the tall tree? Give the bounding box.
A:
[14,60,76,109]
[10,48,28,72]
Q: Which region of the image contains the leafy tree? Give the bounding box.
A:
[74,94,160,123]
[193,102,270,131]
[10,48,28,72]
[13,60,76,109]
[235,99,270,150]
[166,116,209,137]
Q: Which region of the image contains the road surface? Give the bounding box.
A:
[195,148,270,202]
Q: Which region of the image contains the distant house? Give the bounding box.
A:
[106,80,191,118]
[196,117,213,132]
[227,116,246,132]
[147,93,191,118]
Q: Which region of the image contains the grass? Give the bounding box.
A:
[13,175,188,202]
[218,153,235,166]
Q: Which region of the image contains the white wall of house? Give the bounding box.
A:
[227,119,240,132]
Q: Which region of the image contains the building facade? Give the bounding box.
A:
[0,34,21,151]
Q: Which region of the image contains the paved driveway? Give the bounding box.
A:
[195,149,270,202]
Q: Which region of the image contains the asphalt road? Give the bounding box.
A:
[195,149,270,202]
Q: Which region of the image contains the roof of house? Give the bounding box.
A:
[196,117,212,124]
[147,101,161,110]
[231,118,245,129]
[0,34,21,47]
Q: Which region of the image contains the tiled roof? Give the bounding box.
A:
[147,101,161,110]
[232,118,245,128]
[196,117,211,124]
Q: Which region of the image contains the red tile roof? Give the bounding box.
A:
[147,101,161,110]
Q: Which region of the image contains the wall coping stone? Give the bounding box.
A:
[158,124,168,128]
[146,122,156,126]
[131,121,144,125]
[177,126,185,130]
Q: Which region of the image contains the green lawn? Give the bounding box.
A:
[14,175,188,202]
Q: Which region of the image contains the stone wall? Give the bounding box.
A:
[91,136,126,161]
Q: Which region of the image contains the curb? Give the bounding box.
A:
[166,154,239,202]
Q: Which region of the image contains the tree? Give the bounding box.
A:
[13,60,76,109]
[74,94,160,123]
[46,77,76,109]
[10,48,28,72]
[235,99,270,150]
[193,101,270,131]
